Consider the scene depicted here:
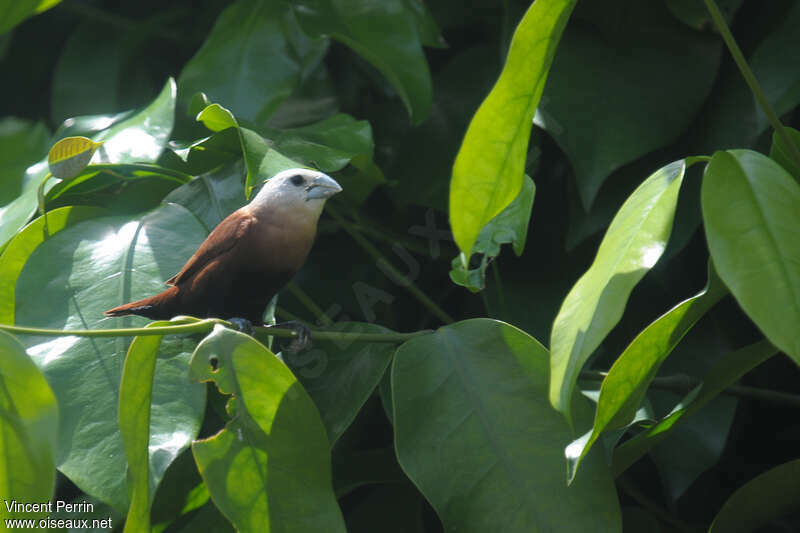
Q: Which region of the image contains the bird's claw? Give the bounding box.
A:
[228,318,255,336]
[266,320,312,354]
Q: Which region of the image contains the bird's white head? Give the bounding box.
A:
[250,168,343,218]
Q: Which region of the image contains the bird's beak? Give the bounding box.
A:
[306,174,343,200]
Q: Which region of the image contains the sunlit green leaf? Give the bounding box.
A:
[709,459,800,533]
[0,329,58,524]
[449,0,576,255]
[190,326,346,532]
[47,136,103,179]
[566,262,726,482]
[550,160,686,420]
[450,175,535,292]
[612,340,777,476]
[0,78,176,250]
[702,150,800,363]
[0,0,61,35]
[15,203,206,510]
[393,319,621,532]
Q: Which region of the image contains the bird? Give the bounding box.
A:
[105,168,342,336]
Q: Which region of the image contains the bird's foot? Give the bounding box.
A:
[265,320,312,354]
[228,317,255,336]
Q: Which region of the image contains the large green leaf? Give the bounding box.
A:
[15,203,207,511]
[0,117,49,205]
[120,320,188,533]
[179,0,327,125]
[0,330,58,525]
[535,1,720,208]
[550,160,686,419]
[393,319,621,532]
[449,0,576,256]
[0,206,107,324]
[702,150,800,363]
[709,459,800,533]
[0,0,60,35]
[190,326,346,533]
[612,340,777,476]
[566,262,727,482]
[282,322,395,445]
[292,0,432,124]
[0,78,176,250]
[769,126,800,182]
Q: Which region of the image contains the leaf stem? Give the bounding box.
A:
[326,206,455,324]
[580,370,800,408]
[0,320,431,344]
[704,0,800,170]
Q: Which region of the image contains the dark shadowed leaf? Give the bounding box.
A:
[702,150,800,363]
[550,160,685,419]
[292,0,432,124]
[450,0,576,255]
[0,329,58,524]
[709,459,800,533]
[164,160,247,231]
[769,126,800,181]
[536,2,720,208]
[179,0,327,125]
[282,322,396,445]
[190,326,346,532]
[15,203,207,510]
[393,319,621,532]
[0,117,49,205]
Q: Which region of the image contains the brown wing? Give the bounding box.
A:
[166,209,255,286]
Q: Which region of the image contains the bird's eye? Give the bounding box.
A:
[290,175,305,186]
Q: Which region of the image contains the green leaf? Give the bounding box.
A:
[179,0,327,125]
[0,117,49,205]
[769,126,800,181]
[393,318,621,532]
[163,160,247,231]
[612,340,777,477]
[15,203,207,511]
[450,175,535,292]
[190,326,346,532]
[0,0,61,35]
[0,205,107,325]
[261,113,374,173]
[0,78,176,250]
[292,0,433,124]
[709,459,800,533]
[283,322,396,445]
[401,0,445,48]
[120,320,187,533]
[195,103,237,133]
[702,150,800,363]
[50,22,122,126]
[550,160,686,420]
[449,0,576,255]
[240,127,301,197]
[0,330,58,523]
[47,136,104,179]
[535,1,721,208]
[163,128,242,176]
[566,262,727,482]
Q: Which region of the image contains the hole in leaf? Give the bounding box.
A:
[209,357,219,372]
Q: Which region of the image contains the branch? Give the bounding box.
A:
[704,0,800,171]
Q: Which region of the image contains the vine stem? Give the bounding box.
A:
[704,0,800,170]
[0,321,431,344]
[326,205,455,324]
[580,370,800,409]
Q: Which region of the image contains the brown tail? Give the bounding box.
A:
[104,286,179,320]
